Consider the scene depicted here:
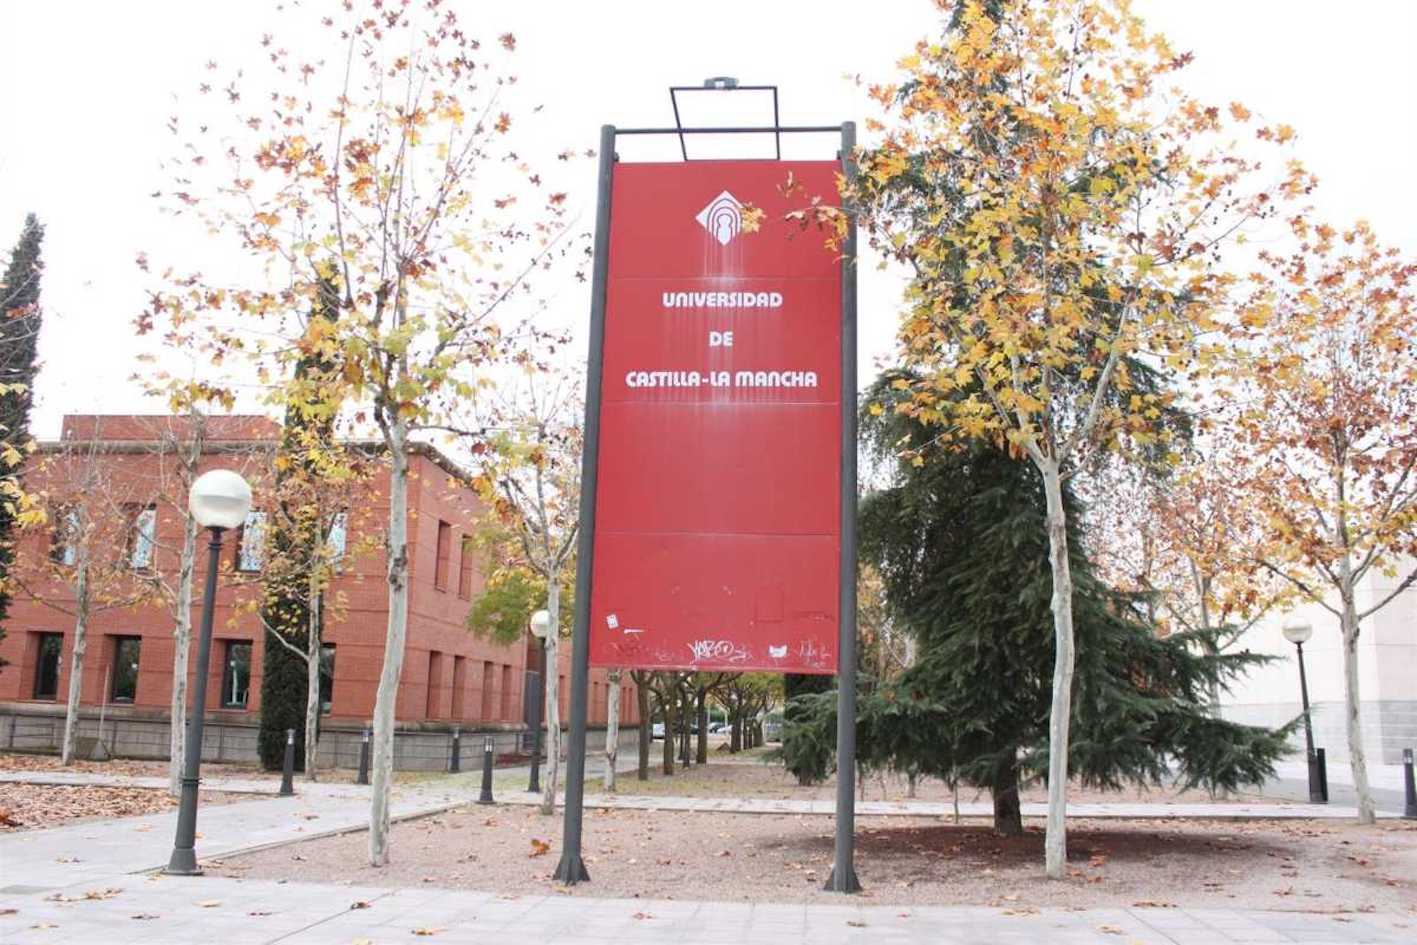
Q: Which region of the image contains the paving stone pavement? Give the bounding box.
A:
[0,876,1412,944]
[2,768,1413,944]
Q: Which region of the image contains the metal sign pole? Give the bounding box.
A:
[554,123,617,886]
[826,120,861,894]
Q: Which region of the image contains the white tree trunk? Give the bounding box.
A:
[1339,591,1375,824]
[305,584,322,781]
[1039,460,1076,880]
[540,577,562,814]
[60,555,91,767]
[604,668,621,793]
[369,419,410,867]
[168,512,198,795]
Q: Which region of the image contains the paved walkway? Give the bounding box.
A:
[0,773,487,891]
[497,791,1399,820]
[0,875,1412,944]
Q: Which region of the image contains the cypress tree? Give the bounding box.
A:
[257,281,340,769]
[780,372,1292,834]
[0,214,45,649]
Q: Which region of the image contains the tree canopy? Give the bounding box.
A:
[781,372,1292,834]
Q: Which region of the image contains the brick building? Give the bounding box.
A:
[0,415,635,767]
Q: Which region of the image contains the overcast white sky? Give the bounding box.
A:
[2,1,1413,439]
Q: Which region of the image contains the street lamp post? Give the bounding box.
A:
[1283,620,1326,804]
[528,609,550,793]
[165,469,252,875]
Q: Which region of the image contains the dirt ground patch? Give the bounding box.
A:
[0,782,242,832]
[208,803,1417,912]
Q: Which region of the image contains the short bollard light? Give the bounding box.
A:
[1403,748,1416,820]
[449,727,462,774]
[478,735,495,805]
[279,728,296,797]
[1282,621,1327,804]
[356,726,371,785]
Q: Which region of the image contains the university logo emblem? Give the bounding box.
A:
[695,191,743,246]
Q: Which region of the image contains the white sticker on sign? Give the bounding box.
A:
[606,614,620,630]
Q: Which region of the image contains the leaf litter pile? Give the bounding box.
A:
[0,782,243,832]
[208,804,1417,912]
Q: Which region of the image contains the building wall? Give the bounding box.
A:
[0,415,638,742]
[1218,558,1417,765]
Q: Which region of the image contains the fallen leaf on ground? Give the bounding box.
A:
[1098,925,1125,935]
[846,919,866,928]
[412,927,445,936]
[1132,901,1176,908]
[248,911,273,917]
[131,913,159,920]
[46,888,122,903]
[197,900,222,908]
[632,912,653,920]
[350,901,371,910]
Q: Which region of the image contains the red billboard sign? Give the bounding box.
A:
[587,161,843,674]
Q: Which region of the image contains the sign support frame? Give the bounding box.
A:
[552,123,617,886]
[825,120,860,893]
[556,119,861,893]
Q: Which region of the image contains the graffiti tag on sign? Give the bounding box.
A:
[687,639,749,664]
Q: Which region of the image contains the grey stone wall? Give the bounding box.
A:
[0,704,642,773]
[1220,699,1417,765]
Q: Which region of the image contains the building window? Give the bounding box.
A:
[127,505,156,570]
[50,506,78,566]
[236,510,267,572]
[500,664,513,720]
[110,637,142,703]
[480,660,495,719]
[326,511,348,565]
[221,641,252,709]
[451,656,467,720]
[457,536,474,599]
[319,644,336,714]
[434,521,452,590]
[32,633,62,700]
[426,651,443,719]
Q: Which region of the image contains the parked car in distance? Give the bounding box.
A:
[651,722,665,740]
[708,722,728,734]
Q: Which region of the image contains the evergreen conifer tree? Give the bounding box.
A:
[781,373,1292,834]
[0,214,45,649]
[257,282,340,769]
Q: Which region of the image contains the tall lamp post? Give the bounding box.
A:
[1283,620,1326,804]
[527,609,550,794]
[165,469,252,875]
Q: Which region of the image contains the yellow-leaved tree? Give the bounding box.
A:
[141,0,580,865]
[853,0,1308,876]
[1227,219,1417,824]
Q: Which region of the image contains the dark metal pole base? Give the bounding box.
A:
[1310,749,1329,803]
[824,865,861,893]
[164,849,202,876]
[1402,751,1416,819]
[553,853,590,885]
